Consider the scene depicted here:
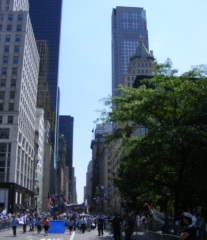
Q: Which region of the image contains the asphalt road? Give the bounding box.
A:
[0,226,114,240]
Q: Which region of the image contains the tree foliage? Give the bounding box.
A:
[98,59,207,214]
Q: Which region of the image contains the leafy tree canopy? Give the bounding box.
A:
[97,59,207,214]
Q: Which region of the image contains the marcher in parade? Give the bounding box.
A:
[122,215,134,240]
[36,217,42,235]
[12,215,19,237]
[196,213,206,240]
[68,217,74,234]
[43,217,50,236]
[180,212,196,240]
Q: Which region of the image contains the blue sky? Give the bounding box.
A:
[58,0,207,203]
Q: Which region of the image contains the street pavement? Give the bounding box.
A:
[0,226,114,240]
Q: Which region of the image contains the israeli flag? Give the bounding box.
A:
[1,208,6,216]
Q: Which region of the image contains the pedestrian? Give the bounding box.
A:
[98,215,105,236]
[86,216,92,231]
[111,213,122,240]
[12,215,19,237]
[81,216,86,233]
[43,217,50,236]
[180,212,196,240]
[196,213,206,240]
[123,215,134,240]
[31,216,36,232]
[22,213,27,233]
[36,217,42,235]
[67,218,74,234]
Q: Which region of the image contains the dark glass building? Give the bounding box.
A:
[59,116,74,202]
[28,0,62,165]
[112,7,149,96]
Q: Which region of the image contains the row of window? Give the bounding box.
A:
[0,78,16,87]
[1,34,21,42]
[0,115,13,124]
[2,56,19,65]
[0,103,14,111]
[131,69,151,74]
[0,14,23,22]
[1,67,18,76]
[0,90,15,99]
[0,24,22,31]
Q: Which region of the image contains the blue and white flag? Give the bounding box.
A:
[1,208,6,216]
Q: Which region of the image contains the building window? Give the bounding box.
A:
[7,116,13,124]
[140,127,146,135]
[16,25,21,31]
[8,15,13,21]
[0,104,3,111]
[12,68,17,75]
[145,63,148,67]
[0,91,5,99]
[10,91,15,99]
[3,57,8,64]
[7,25,12,31]
[0,129,10,139]
[127,77,130,81]
[13,56,18,64]
[4,46,9,53]
[0,116,2,124]
[18,15,23,21]
[9,103,14,111]
[146,69,148,73]
[6,0,10,4]
[142,69,144,73]
[5,35,11,42]
[14,45,19,53]
[0,15,3,21]
[15,35,20,42]
[11,79,16,86]
[1,68,7,75]
[0,79,6,87]
[0,25,2,31]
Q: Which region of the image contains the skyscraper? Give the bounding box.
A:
[28,0,62,165]
[59,116,74,202]
[112,7,149,96]
[0,1,40,213]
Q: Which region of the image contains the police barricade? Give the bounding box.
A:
[0,221,12,231]
[48,220,65,234]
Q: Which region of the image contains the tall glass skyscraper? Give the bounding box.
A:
[59,116,74,202]
[28,0,62,165]
[112,7,149,96]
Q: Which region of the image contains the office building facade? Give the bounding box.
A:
[112,6,149,96]
[28,0,63,167]
[0,6,39,212]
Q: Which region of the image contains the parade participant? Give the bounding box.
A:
[86,216,92,232]
[31,216,36,232]
[43,217,50,236]
[180,212,196,240]
[36,217,42,235]
[81,216,87,233]
[12,215,19,237]
[22,213,27,233]
[68,218,74,234]
[196,213,206,240]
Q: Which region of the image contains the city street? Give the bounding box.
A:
[0,226,113,240]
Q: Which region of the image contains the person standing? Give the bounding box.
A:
[180,212,196,240]
[22,213,27,233]
[81,216,87,233]
[123,215,134,240]
[43,217,50,236]
[196,213,206,240]
[98,215,104,236]
[36,217,42,235]
[111,214,122,240]
[12,215,19,237]
[68,218,74,234]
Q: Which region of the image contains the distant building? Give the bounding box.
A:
[112,6,149,96]
[59,116,74,202]
[85,161,92,204]
[0,2,39,213]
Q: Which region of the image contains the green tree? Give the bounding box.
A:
[98,59,207,216]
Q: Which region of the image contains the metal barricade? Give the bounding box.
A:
[0,221,12,231]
